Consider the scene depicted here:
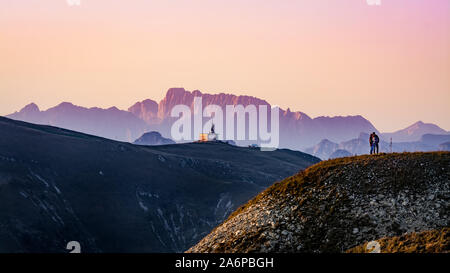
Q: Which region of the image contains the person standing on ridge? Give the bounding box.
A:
[369,132,376,154]
[373,132,380,154]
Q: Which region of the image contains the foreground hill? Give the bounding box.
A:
[0,117,319,253]
[346,228,449,253]
[187,152,449,253]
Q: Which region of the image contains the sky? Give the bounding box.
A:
[0,0,449,132]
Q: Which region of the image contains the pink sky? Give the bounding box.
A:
[1,0,449,132]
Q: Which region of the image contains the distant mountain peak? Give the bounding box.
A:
[407,121,438,129]
[319,139,335,144]
[58,102,75,107]
[192,90,202,96]
[166,87,189,98]
[129,99,158,112]
[133,131,175,146]
[20,103,40,113]
[7,103,41,122]
[408,121,426,129]
[128,99,159,124]
[382,121,448,142]
[282,108,311,121]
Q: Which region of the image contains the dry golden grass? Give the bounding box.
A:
[346,228,449,253]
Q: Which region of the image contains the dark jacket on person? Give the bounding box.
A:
[374,134,380,144]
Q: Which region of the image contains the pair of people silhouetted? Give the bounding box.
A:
[369,132,379,154]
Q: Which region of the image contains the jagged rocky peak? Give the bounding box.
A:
[128,99,159,123]
[192,90,203,97]
[167,87,191,97]
[159,87,271,112]
[187,152,449,253]
[281,108,311,121]
[7,103,42,122]
[159,87,198,108]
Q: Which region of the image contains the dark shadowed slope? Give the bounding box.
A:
[187,152,449,253]
[0,117,319,253]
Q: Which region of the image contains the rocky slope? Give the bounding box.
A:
[187,152,449,253]
[0,117,319,253]
[346,228,449,253]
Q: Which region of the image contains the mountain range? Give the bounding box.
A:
[381,121,449,142]
[306,133,450,160]
[7,102,149,143]
[6,88,448,151]
[0,116,319,252]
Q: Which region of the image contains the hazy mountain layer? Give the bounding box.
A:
[7,88,380,149]
[305,133,450,160]
[133,131,175,146]
[381,121,449,142]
